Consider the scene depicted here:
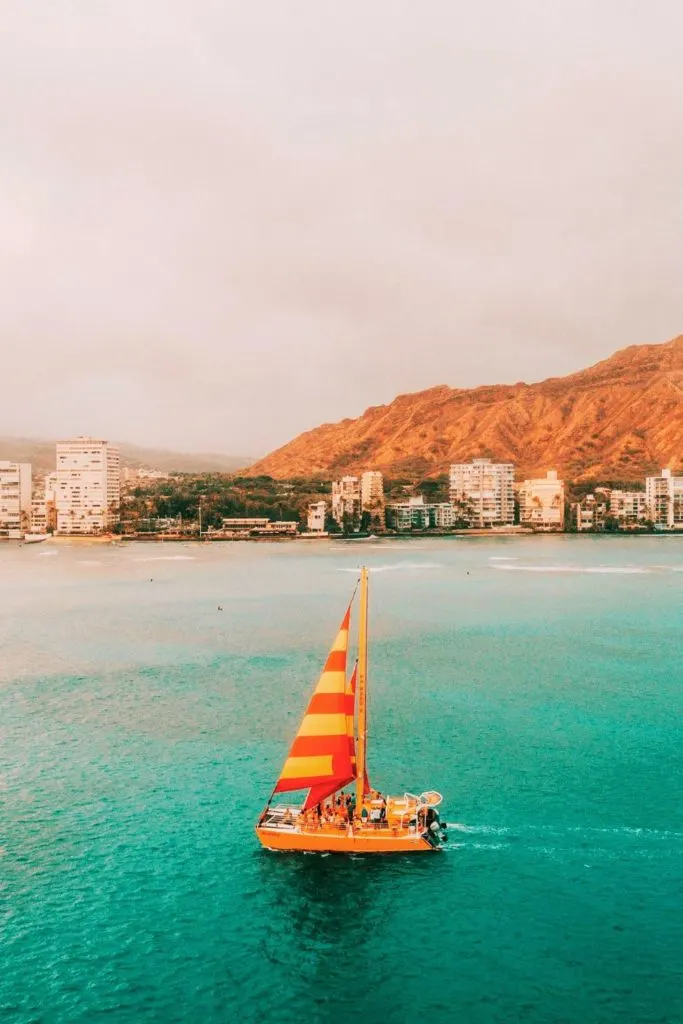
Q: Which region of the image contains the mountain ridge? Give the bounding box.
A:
[0,438,254,475]
[247,335,683,481]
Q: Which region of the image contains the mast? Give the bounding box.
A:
[355,566,369,815]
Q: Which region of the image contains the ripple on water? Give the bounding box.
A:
[1,537,682,1023]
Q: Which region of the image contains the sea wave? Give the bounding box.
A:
[132,555,196,562]
[492,564,649,574]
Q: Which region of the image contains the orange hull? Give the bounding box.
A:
[255,825,436,854]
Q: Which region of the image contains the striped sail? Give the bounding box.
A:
[274,605,355,809]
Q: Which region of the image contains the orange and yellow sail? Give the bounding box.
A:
[273,606,355,809]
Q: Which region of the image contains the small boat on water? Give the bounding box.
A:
[22,533,49,544]
[256,566,448,854]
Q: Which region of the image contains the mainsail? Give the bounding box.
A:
[347,662,370,796]
[273,605,355,809]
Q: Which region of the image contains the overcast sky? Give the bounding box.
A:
[1,2,682,455]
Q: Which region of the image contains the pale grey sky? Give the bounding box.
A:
[1,1,682,455]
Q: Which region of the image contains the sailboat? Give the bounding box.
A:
[256,567,448,854]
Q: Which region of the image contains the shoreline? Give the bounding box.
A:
[6,532,683,548]
[43,532,683,544]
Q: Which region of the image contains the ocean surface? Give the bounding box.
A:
[1,535,682,1023]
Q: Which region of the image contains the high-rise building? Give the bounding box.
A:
[518,470,565,531]
[360,471,385,531]
[331,476,361,527]
[645,468,683,529]
[31,472,58,534]
[449,459,515,527]
[360,471,384,508]
[0,462,32,538]
[53,438,121,535]
[307,501,327,533]
[609,489,648,526]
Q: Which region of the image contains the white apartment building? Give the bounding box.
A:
[360,471,384,508]
[645,468,683,529]
[385,498,456,531]
[386,496,429,531]
[307,501,327,532]
[331,476,361,526]
[609,489,648,526]
[434,503,456,529]
[0,462,32,538]
[518,470,565,531]
[449,459,515,527]
[53,438,121,535]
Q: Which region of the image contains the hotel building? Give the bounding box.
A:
[0,461,32,538]
[645,468,683,529]
[53,438,121,535]
[449,458,515,527]
[518,470,565,531]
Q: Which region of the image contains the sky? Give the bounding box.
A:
[2,1,682,456]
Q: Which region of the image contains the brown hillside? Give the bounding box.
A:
[247,335,683,481]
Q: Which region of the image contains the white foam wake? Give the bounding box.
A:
[133,555,196,562]
[492,564,649,575]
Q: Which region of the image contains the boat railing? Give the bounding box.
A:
[260,805,425,835]
[264,816,424,835]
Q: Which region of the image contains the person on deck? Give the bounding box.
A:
[346,793,356,821]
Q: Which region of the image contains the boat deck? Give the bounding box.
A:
[256,797,438,853]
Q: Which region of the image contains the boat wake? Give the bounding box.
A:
[491,564,649,574]
[441,823,683,857]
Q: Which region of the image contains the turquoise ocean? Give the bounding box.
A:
[1,536,681,1023]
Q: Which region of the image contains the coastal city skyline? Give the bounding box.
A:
[2,437,682,539]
